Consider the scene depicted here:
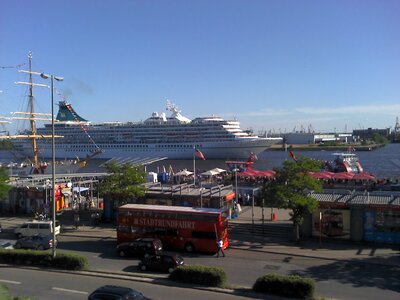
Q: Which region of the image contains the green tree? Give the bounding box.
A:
[372,133,388,144]
[0,167,11,201]
[0,140,13,150]
[262,156,323,242]
[98,162,147,206]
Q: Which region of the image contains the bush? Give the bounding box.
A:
[0,283,36,300]
[169,264,227,287]
[0,283,11,300]
[0,249,88,270]
[253,273,315,299]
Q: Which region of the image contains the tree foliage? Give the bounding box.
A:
[372,133,388,144]
[0,167,11,200]
[262,156,323,240]
[98,162,146,202]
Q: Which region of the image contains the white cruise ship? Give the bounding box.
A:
[12,101,281,160]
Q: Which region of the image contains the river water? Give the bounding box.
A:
[1,144,400,180]
[146,143,400,180]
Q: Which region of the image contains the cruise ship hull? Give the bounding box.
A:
[11,101,282,161]
[14,138,281,160]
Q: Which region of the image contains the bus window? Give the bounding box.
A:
[118,225,131,233]
[154,228,166,236]
[192,231,216,240]
[166,229,178,236]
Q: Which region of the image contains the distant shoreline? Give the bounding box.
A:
[269,143,386,151]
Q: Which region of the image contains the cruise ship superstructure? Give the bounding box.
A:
[12,101,282,160]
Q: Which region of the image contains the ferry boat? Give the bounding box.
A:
[325,152,364,174]
[12,100,282,160]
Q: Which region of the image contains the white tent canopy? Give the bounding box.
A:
[209,168,227,174]
[200,170,220,176]
[174,169,193,176]
[73,187,90,193]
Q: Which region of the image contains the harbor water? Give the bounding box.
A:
[1,144,400,180]
[146,143,400,180]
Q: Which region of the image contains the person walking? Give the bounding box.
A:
[216,239,225,258]
[74,212,80,229]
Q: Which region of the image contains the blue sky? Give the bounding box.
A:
[1,0,399,134]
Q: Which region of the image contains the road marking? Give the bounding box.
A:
[0,279,21,285]
[52,287,88,295]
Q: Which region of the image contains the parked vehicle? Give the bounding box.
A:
[14,234,57,250]
[116,238,162,258]
[0,240,14,250]
[14,220,60,238]
[88,285,151,300]
[138,252,184,273]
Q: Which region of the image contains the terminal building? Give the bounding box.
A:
[279,132,354,145]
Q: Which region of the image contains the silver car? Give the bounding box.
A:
[0,240,14,250]
[14,234,57,250]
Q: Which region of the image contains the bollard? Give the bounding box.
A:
[272,212,277,221]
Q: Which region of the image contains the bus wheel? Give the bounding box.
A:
[184,242,195,253]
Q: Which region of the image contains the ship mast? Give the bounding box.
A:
[27,52,39,168]
[11,52,56,169]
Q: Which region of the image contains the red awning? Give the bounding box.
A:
[331,172,355,180]
[352,172,376,181]
[238,169,276,178]
[308,171,335,180]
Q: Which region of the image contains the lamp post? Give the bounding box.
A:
[40,72,63,258]
[232,166,239,220]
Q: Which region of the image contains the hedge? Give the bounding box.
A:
[0,249,88,270]
[169,264,227,287]
[253,273,315,299]
[0,283,36,300]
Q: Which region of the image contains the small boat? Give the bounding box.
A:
[325,152,364,174]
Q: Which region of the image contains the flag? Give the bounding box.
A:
[247,152,258,163]
[289,150,297,162]
[195,148,206,160]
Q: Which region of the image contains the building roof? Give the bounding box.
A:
[310,190,400,209]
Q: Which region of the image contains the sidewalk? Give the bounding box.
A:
[230,206,400,266]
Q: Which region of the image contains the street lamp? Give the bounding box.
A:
[232,167,239,220]
[40,72,64,258]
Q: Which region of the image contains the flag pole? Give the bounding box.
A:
[193,145,196,186]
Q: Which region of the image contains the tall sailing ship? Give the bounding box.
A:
[0,52,88,175]
[11,100,282,160]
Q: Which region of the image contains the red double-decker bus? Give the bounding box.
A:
[117,204,228,253]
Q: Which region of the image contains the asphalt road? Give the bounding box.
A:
[0,267,259,300]
[55,234,400,300]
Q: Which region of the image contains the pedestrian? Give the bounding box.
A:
[74,213,80,229]
[216,239,225,258]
